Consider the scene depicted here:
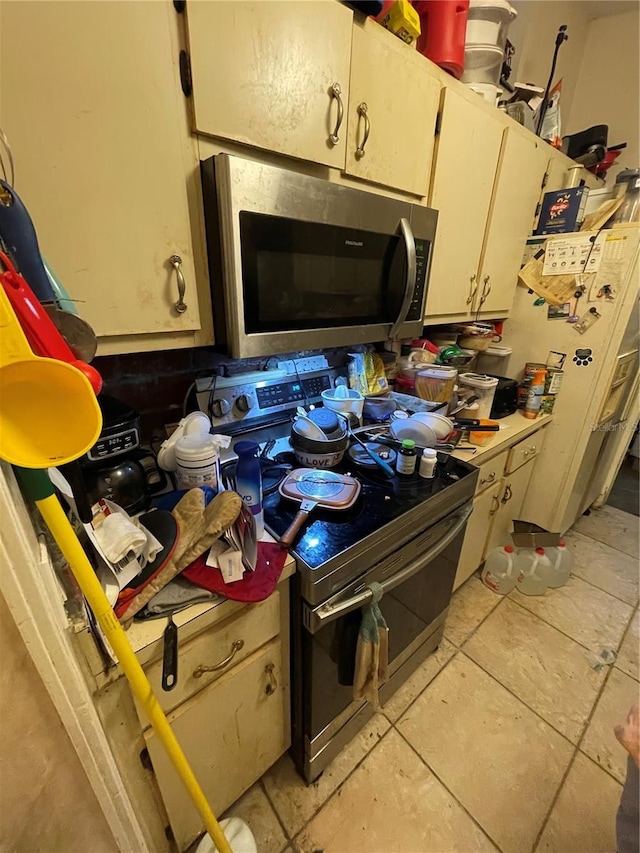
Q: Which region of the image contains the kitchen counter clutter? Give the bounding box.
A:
[452,411,551,464]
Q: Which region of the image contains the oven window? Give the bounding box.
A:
[239,211,406,332]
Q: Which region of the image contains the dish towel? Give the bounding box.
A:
[353,582,389,709]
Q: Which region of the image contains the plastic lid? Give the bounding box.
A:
[535,547,545,554]
[401,439,416,449]
[559,539,566,547]
[504,545,514,553]
[416,366,458,379]
[459,373,499,388]
[175,433,218,461]
[235,440,259,458]
[422,448,437,458]
[157,411,211,471]
[309,408,340,434]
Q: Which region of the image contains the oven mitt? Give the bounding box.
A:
[353,582,389,709]
[182,541,288,603]
[118,489,242,624]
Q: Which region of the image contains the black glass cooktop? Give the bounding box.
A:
[263,454,476,572]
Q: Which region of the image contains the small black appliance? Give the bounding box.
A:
[488,375,518,419]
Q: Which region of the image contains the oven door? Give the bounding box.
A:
[292,502,472,781]
[203,154,436,358]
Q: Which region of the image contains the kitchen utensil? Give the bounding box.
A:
[293,414,327,442]
[0,286,101,468]
[0,252,102,393]
[449,394,479,416]
[290,413,349,469]
[362,395,397,423]
[162,615,179,691]
[321,385,365,421]
[0,180,56,302]
[339,412,395,477]
[14,469,234,853]
[307,407,344,439]
[44,304,98,362]
[347,441,397,470]
[390,417,438,447]
[278,469,361,547]
[468,418,500,446]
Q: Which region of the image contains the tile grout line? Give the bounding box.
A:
[571,516,639,561]
[393,723,506,853]
[506,591,634,656]
[258,777,294,850]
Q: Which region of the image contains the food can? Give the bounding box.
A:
[523,362,548,386]
[517,386,528,409]
[540,394,556,414]
[544,368,564,394]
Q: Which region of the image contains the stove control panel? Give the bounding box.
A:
[195,367,342,433]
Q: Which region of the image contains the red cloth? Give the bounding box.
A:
[182,542,288,602]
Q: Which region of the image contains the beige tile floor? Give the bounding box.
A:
[223,504,639,853]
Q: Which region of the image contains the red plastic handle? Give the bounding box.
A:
[0,252,102,394]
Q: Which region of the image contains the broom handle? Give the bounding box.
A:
[16,468,232,853]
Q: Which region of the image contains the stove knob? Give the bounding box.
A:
[210,398,231,419]
[235,394,254,414]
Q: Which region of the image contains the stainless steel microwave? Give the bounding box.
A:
[200,154,438,359]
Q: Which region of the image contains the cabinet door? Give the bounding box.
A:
[345,23,441,196]
[485,462,536,554]
[474,130,550,316]
[1,2,203,338]
[424,89,504,319]
[186,1,352,169]
[144,639,287,850]
[453,483,502,590]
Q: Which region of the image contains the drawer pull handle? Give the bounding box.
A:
[523,445,536,457]
[169,254,188,314]
[502,484,513,504]
[355,102,370,159]
[329,82,344,145]
[490,494,500,515]
[480,472,496,485]
[467,274,477,305]
[192,639,244,678]
[264,662,277,696]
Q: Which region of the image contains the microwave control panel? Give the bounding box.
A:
[195,368,341,434]
[406,240,430,322]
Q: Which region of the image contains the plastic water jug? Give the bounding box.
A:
[481,545,517,594]
[414,0,470,79]
[545,540,573,588]
[516,547,551,596]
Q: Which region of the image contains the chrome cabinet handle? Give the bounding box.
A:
[329,82,344,145]
[490,494,500,515]
[355,102,370,159]
[169,254,187,314]
[523,445,537,457]
[467,274,478,305]
[480,471,496,485]
[478,274,491,308]
[264,662,278,696]
[192,639,244,678]
[389,218,417,341]
[501,484,513,504]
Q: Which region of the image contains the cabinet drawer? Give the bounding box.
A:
[507,430,546,474]
[474,449,509,495]
[136,593,280,720]
[144,638,287,850]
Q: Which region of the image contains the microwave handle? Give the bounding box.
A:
[388,217,417,341]
[305,503,472,632]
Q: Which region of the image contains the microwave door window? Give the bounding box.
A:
[240,212,406,333]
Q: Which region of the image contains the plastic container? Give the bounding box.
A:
[414,365,457,405]
[419,447,437,478]
[545,540,573,588]
[321,385,365,422]
[475,344,512,375]
[380,0,421,44]
[611,169,640,224]
[235,440,264,538]
[481,544,517,594]
[396,438,417,476]
[175,434,220,491]
[414,0,469,79]
[461,44,504,86]
[458,373,498,420]
[468,417,499,446]
[467,82,502,104]
[524,366,546,420]
[465,0,516,51]
[516,547,551,596]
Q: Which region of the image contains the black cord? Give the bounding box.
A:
[206,373,218,422]
[536,25,568,137]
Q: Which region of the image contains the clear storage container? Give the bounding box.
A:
[458,373,499,420]
[414,366,457,405]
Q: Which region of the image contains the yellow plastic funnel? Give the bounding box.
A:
[0,286,101,467]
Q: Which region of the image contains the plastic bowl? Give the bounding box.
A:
[410,412,454,440]
[468,418,500,447]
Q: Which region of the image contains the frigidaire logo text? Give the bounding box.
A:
[344,240,364,247]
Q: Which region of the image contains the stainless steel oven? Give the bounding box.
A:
[200,154,438,359]
[289,501,472,783]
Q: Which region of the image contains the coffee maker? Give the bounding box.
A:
[81,395,167,513]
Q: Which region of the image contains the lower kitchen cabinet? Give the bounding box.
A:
[453,481,502,590]
[144,637,287,850]
[484,460,537,555]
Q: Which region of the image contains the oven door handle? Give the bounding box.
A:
[388,217,417,342]
[306,503,473,632]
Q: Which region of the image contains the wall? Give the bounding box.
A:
[0,592,118,853]
[508,0,593,125]
[567,8,640,177]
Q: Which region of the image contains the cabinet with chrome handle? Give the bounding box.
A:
[328,82,344,145]
[523,445,537,458]
[501,483,513,504]
[169,254,188,314]
[467,274,478,305]
[355,102,370,159]
[479,471,497,486]
[192,639,244,679]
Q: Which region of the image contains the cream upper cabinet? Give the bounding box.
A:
[345,22,441,196]
[185,1,353,169]
[473,130,550,316]
[0,1,206,342]
[425,88,504,319]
